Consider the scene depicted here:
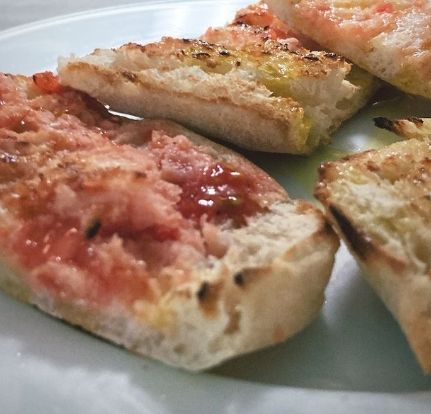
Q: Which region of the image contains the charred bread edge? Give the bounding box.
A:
[315,153,431,373]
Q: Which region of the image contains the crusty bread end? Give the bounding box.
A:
[316,138,431,373]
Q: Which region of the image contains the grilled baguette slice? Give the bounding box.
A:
[0,72,339,371]
[316,137,431,373]
[375,117,431,140]
[58,3,376,155]
[267,0,431,99]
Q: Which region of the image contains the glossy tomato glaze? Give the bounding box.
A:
[0,73,284,308]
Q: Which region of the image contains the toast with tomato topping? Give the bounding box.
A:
[267,0,431,99]
[375,117,431,140]
[58,3,376,155]
[0,72,339,371]
[316,137,431,373]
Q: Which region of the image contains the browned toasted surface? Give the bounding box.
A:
[316,137,431,372]
[58,3,376,154]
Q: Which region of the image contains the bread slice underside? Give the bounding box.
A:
[267,0,431,99]
[58,3,376,155]
[316,137,431,373]
[375,117,431,140]
[0,72,339,371]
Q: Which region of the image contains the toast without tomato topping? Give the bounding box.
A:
[316,137,431,373]
[0,72,339,371]
[267,0,431,99]
[58,3,376,155]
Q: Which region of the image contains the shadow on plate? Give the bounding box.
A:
[212,265,431,392]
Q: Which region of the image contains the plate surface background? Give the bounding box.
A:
[1,1,431,412]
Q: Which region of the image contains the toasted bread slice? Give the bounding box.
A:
[375,117,431,140]
[267,0,431,99]
[58,3,376,155]
[316,137,431,373]
[0,72,339,371]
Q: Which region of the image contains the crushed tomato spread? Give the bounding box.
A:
[0,72,284,308]
[178,162,264,225]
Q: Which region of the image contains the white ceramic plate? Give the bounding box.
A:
[1,1,431,412]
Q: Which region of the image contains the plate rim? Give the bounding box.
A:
[0,0,221,40]
[0,0,430,410]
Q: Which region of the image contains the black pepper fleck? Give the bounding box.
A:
[134,171,147,179]
[234,273,245,287]
[197,282,209,301]
[85,219,102,239]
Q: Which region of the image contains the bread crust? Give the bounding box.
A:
[316,138,431,373]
